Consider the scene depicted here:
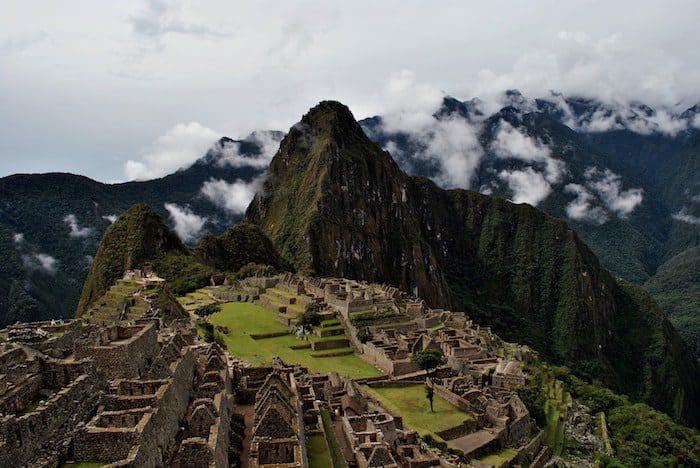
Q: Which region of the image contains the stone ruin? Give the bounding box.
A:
[0,271,554,467]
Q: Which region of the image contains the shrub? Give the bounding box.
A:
[356,328,371,343]
[194,304,221,317]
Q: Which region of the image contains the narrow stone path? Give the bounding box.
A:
[237,403,255,468]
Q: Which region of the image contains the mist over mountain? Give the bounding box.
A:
[0,91,698,365]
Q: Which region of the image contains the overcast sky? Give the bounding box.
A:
[1,0,699,182]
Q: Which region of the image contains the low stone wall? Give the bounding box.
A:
[432,383,472,413]
[435,420,478,441]
[249,331,291,340]
[316,327,345,338]
[311,350,354,358]
[511,429,545,466]
[311,338,349,351]
[366,380,424,388]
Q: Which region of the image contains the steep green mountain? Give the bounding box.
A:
[0,133,273,325]
[646,247,700,360]
[195,222,288,273]
[247,100,700,426]
[78,203,286,316]
[77,203,187,315]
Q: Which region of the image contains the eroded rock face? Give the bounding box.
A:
[246,100,700,427]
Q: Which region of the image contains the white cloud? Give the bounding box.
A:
[569,103,688,136]
[102,214,118,224]
[201,177,262,215]
[472,30,700,118]
[490,120,566,184]
[164,203,207,243]
[63,214,92,238]
[125,122,219,180]
[672,207,700,225]
[693,114,700,129]
[584,168,643,217]
[374,71,485,189]
[498,168,552,206]
[211,131,283,169]
[2,3,700,180]
[13,233,24,244]
[23,253,58,274]
[564,183,608,224]
[128,0,227,42]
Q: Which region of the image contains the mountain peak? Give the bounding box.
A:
[303,100,356,125]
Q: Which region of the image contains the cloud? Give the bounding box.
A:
[584,168,643,217]
[210,131,284,169]
[164,203,207,242]
[564,184,608,224]
[23,253,58,274]
[0,31,50,54]
[13,233,24,244]
[672,207,700,225]
[373,71,485,189]
[693,114,700,130]
[472,30,700,117]
[63,214,93,238]
[125,122,219,180]
[498,168,552,206]
[102,214,118,224]
[490,120,566,183]
[200,177,262,215]
[128,0,227,41]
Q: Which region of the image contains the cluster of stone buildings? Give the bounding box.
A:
[233,274,549,466]
[1,270,552,467]
[0,313,238,467]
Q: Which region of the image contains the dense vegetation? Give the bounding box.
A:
[0,136,268,325]
[195,223,288,273]
[247,100,700,427]
[646,246,700,360]
[518,363,700,467]
[76,203,186,315]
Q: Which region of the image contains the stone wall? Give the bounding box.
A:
[0,372,102,467]
[311,338,350,351]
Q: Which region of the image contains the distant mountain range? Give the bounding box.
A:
[0,91,698,363]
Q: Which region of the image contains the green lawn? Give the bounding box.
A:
[306,434,333,468]
[320,409,348,468]
[207,302,383,379]
[478,447,518,466]
[362,384,472,438]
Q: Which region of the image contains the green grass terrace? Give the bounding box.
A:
[362,384,473,442]
[205,302,383,379]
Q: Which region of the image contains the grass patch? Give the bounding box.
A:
[320,409,348,468]
[362,384,472,438]
[207,302,382,379]
[478,447,518,466]
[306,433,333,468]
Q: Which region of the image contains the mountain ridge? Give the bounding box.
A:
[246,100,700,426]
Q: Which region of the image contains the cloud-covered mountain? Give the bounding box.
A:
[0,131,279,325]
[0,92,698,361]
